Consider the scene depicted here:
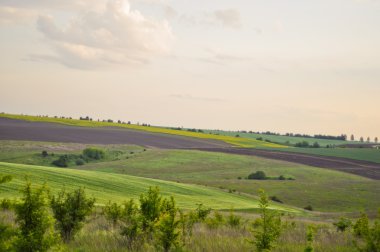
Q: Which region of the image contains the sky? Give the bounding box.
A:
[0,0,379,139]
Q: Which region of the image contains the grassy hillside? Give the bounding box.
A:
[0,113,286,148]
[0,141,378,212]
[0,162,300,213]
[204,129,353,147]
[79,149,380,212]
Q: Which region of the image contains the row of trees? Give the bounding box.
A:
[351,135,379,144]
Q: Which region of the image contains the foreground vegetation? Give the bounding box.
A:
[1,180,379,252]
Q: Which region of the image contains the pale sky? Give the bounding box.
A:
[0,0,379,139]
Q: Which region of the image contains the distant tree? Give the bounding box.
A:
[351,134,355,141]
[41,150,48,157]
[360,137,364,142]
[312,142,320,148]
[367,137,371,143]
[375,137,378,144]
[248,171,267,180]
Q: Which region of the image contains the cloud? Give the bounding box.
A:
[33,0,174,69]
[0,6,36,25]
[211,9,241,28]
[169,94,226,102]
[179,8,241,29]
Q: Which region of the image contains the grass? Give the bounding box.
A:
[0,161,301,213]
[204,129,354,147]
[78,149,380,212]
[0,140,378,212]
[0,113,286,148]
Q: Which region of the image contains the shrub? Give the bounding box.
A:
[103,201,123,227]
[304,205,313,211]
[178,210,196,246]
[227,209,241,228]
[333,217,352,232]
[312,142,320,148]
[82,148,105,160]
[120,200,143,249]
[295,141,310,148]
[52,155,69,167]
[0,222,16,252]
[0,198,13,210]
[155,197,180,252]
[304,225,316,252]
[278,175,286,180]
[50,188,95,242]
[75,158,85,166]
[248,171,267,180]
[270,196,283,204]
[195,203,211,221]
[0,175,12,184]
[353,211,380,252]
[249,189,283,251]
[205,211,225,229]
[14,182,58,252]
[41,151,48,157]
[139,187,163,232]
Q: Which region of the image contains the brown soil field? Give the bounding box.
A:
[1,118,379,179]
[0,118,229,149]
[195,148,380,180]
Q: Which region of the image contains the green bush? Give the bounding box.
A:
[52,155,69,167]
[0,199,13,210]
[50,188,95,242]
[155,197,180,252]
[75,158,85,166]
[304,225,316,252]
[14,182,58,252]
[227,209,241,228]
[333,217,352,232]
[41,150,48,157]
[82,148,105,160]
[353,211,380,252]
[304,205,313,211]
[248,171,267,180]
[103,201,123,226]
[195,203,211,221]
[139,187,163,232]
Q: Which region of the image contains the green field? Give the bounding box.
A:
[0,162,301,213]
[0,141,378,213]
[78,149,380,212]
[203,130,354,147]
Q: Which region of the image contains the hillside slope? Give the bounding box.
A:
[0,162,300,213]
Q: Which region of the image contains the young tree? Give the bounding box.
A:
[14,182,57,252]
[50,188,95,242]
[360,137,364,142]
[351,134,355,141]
[139,187,163,232]
[155,197,180,252]
[375,137,378,144]
[249,189,283,251]
[304,225,316,252]
[367,137,371,143]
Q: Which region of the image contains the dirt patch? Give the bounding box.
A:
[0,118,229,149]
[193,148,380,180]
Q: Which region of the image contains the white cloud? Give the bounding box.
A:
[34,0,174,69]
[211,9,241,28]
[0,6,36,25]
